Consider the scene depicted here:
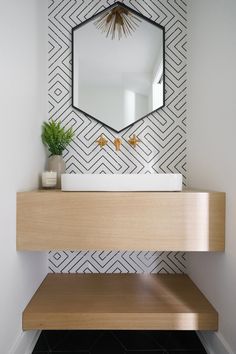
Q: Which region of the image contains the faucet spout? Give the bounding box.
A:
[114,137,122,151]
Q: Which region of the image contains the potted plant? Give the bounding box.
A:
[41,119,74,188]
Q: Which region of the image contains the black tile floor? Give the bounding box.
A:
[33,330,207,354]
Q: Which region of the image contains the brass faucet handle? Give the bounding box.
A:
[96,135,108,148]
[114,137,122,151]
[128,134,140,148]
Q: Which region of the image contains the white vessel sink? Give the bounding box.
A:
[61,174,182,192]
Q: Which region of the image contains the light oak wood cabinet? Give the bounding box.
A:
[17,190,225,251]
[17,189,225,331]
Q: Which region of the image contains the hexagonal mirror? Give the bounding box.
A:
[72,1,165,133]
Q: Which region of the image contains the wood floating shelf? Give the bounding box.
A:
[23,274,218,331]
[17,190,225,252]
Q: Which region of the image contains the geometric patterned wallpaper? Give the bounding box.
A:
[49,251,186,273]
[48,0,187,274]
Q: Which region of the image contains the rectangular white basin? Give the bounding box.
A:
[61,173,182,191]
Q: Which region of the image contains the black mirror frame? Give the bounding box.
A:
[72,1,165,133]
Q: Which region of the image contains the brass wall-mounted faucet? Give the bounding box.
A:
[96,134,140,151]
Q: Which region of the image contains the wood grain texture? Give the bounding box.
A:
[23,274,218,330]
[16,190,225,251]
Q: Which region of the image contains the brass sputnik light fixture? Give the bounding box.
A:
[94,2,141,40]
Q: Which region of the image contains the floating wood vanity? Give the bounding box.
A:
[17,190,225,331]
[17,190,225,252]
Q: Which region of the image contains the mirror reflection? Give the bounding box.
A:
[73,3,164,132]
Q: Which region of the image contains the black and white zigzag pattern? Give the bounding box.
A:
[48,0,187,274]
[49,251,186,273]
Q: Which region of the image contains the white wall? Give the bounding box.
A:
[0,0,48,353]
[187,0,236,353]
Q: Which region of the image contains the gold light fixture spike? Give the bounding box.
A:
[96,135,108,148]
[114,137,122,151]
[94,3,141,40]
[128,134,140,148]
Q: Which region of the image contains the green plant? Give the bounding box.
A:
[41,119,74,156]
